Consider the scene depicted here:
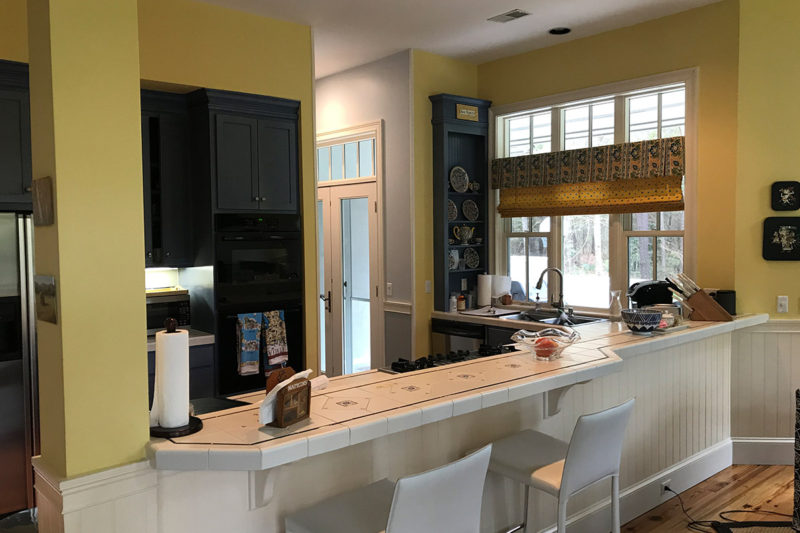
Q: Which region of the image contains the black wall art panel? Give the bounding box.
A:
[763,217,800,260]
[771,181,800,211]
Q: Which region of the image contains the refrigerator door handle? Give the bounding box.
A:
[23,215,38,458]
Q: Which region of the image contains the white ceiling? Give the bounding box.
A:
[201,0,721,79]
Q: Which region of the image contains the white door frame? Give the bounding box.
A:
[315,120,385,374]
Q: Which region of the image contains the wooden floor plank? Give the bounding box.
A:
[623,465,793,532]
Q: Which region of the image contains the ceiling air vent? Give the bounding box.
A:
[487,9,530,23]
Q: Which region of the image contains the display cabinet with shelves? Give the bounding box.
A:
[430,94,492,311]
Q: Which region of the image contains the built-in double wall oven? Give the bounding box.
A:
[213,214,304,396]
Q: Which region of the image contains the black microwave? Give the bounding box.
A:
[146,292,191,334]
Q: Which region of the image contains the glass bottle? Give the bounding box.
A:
[609,290,623,322]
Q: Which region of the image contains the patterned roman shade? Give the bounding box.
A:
[491,136,685,217]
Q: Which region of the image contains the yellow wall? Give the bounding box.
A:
[735,0,800,316]
[411,50,477,356]
[28,0,147,477]
[138,0,318,375]
[0,0,27,63]
[478,0,740,291]
[9,0,317,477]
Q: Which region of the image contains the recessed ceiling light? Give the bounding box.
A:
[549,27,571,35]
[488,9,531,23]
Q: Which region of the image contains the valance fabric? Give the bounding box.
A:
[491,136,685,217]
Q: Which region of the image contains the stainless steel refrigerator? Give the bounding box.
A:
[0,212,37,514]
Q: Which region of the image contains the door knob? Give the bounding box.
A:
[319,291,331,313]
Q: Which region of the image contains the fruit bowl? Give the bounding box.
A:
[620,309,663,334]
[511,328,580,361]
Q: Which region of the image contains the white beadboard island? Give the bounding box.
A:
[35,314,766,533]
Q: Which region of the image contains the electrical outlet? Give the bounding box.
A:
[425,280,431,294]
[660,479,672,496]
[386,282,393,297]
[778,295,789,313]
[461,278,468,291]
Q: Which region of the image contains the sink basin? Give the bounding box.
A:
[499,310,606,326]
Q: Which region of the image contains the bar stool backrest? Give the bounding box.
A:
[560,399,635,499]
[386,444,492,533]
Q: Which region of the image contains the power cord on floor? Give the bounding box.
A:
[664,485,794,532]
[664,486,719,532]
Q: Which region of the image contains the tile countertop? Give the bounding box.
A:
[146,313,767,472]
[146,329,215,352]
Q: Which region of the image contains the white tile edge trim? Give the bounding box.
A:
[150,317,763,472]
[614,314,768,359]
[147,357,624,471]
[735,318,800,334]
[544,439,733,533]
[732,437,794,466]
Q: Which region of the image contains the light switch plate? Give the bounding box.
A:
[386,282,393,297]
[461,278,467,291]
[778,295,789,313]
[424,280,431,293]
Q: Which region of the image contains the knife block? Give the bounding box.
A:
[687,290,733,321]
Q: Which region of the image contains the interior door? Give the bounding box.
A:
[317,183,380,376]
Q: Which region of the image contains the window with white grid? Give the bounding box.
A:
[498,83,687,310]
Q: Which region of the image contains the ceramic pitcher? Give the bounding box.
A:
[453,226,474,244]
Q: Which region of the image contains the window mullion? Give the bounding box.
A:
[651,236,658,280]
[529,116,534,155]
[615,95,626,144]
[657,92,663,138]
[552,108,562,152]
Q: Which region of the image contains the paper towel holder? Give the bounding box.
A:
[150,318,204,439]
[150,416,203,438]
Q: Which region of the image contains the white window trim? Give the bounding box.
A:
[317,122,381,187]
[489,69,698,311]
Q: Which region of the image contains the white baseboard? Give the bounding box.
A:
[33,458,158,533]
[732,437,794,465]
[539,439,733,533]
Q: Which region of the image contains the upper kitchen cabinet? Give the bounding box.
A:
[189,89,300,214]
[0,61,31,212]
[141,90,193,267]
[215,114,259,211]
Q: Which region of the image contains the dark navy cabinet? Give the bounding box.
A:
[190,89,300,216]
[141,91,193,267]
[256,118,298,213]
[215,114,259,211]
[0,61,31,211]
[430,94,492,311]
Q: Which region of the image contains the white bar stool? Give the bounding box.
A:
[489,399,634,533]
[285,444,492,533]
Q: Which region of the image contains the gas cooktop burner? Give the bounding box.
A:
[385,344,515,374]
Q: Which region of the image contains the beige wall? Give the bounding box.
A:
[3,0,316,476]
[477,0,740,293]
[411,50,478,356]
[735,0,800,316]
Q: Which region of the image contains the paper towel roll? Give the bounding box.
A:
[150,329,190,428]
[477,275,493,306]
[492,275,512,297]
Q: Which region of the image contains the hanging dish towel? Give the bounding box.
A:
[237,313,261,376]
[262,310,289,376]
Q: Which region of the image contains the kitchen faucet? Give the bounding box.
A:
[535,267,568,312]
